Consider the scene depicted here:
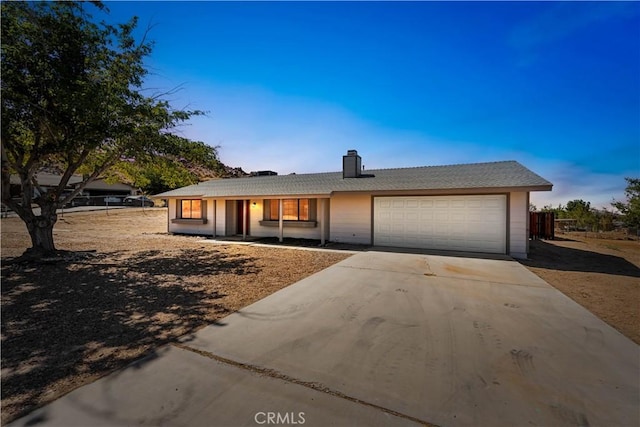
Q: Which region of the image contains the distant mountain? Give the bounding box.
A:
[184,159,249,181]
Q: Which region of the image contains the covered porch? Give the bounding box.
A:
[167,196,331,244]
[223,197,331,245]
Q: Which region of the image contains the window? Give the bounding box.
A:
[180,199,202,219]
[265,199,312,221]
[268,200,279,221]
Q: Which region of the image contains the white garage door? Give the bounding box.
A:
[374,195,507,254]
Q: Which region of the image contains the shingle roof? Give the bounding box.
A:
[10,173,83,187]
[154,160,552,198]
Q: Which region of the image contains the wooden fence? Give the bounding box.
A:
[530,212,555,240]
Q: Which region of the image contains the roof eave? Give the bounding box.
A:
[334,185,553,196]
[153,193,205,198]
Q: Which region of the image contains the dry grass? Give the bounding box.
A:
[1,208,350,423]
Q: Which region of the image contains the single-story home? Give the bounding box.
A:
[155,150,552,258]
[8,173,136,199]
[81,178,137,198]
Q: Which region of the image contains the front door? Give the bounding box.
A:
[236,200,250,236]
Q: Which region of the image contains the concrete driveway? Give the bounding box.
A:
[11,251,639,427]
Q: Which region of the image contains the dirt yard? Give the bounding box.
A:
[1,209,638,424]
[0,208,350,423]
[519,234,640,345]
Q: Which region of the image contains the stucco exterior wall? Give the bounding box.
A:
[509,191,529,259]
[167,199,215,236]
[330,193,372,245]
[165,192,531,256]
[212,199,225,237]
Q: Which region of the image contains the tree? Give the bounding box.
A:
[595,208,615,232]
[104,137,228,194]
[542,204,565,216]
[564,199,595,230]
[1,1,205,257]
[612,178,640,230]
[565,199,591,214]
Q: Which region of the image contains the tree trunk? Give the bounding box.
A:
[24,211,58,256]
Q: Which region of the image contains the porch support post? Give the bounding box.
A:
[212,199,217,238]
[242,200,247,241]
[320,198,326,246]
[167,199,171,234]
[279,198,284,243]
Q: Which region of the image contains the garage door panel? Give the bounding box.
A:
[378,199,391,209]
[405,212,419,221]
[374,195,506,254]
[450,212,466,222]
[483,198,504,208]
[466,199,484,208]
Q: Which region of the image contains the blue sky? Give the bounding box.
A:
[103,1,639,210]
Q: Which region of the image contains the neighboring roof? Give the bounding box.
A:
[83,179,134,192]
[9,173,83,187]
[10,173,134,192]
[154,160,553,199]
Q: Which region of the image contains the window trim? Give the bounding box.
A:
[172,199,207,224]
[263,198,316,222]
[258,220,317,228]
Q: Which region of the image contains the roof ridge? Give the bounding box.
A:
[251,160,520,177]
[185,160,523,183]
[363,160,517,173]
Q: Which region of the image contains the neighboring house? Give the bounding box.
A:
[8,173,136,204]
[80,178,137,198]
[154,150,552,258]
[8,172,84,198]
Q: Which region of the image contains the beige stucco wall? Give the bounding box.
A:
[509,191,529,259]
[165,192,531,256]
[212,199,226,237]
[167,199,216,236]
[168,198,325,239]
[330,193,372,245]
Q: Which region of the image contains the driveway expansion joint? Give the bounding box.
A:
[172,342,439,427]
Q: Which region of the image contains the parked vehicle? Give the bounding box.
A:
[123,195,155,207]
[61,191,90,207]
[103,196,122,204]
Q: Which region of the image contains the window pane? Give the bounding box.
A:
[181,200,191,218]
[180,199,202,219]
[283,199,298,220]
[269,200,279,220]
[299,199,309,221]
[191,200,202,219]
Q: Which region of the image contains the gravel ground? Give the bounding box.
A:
[1,208,350,423]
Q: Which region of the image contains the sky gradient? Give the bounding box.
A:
[103,1,639,210]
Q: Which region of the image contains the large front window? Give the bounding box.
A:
[180,199,202,219]
[266,199,311,221]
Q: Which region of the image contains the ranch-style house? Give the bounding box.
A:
[155,150,552,258]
